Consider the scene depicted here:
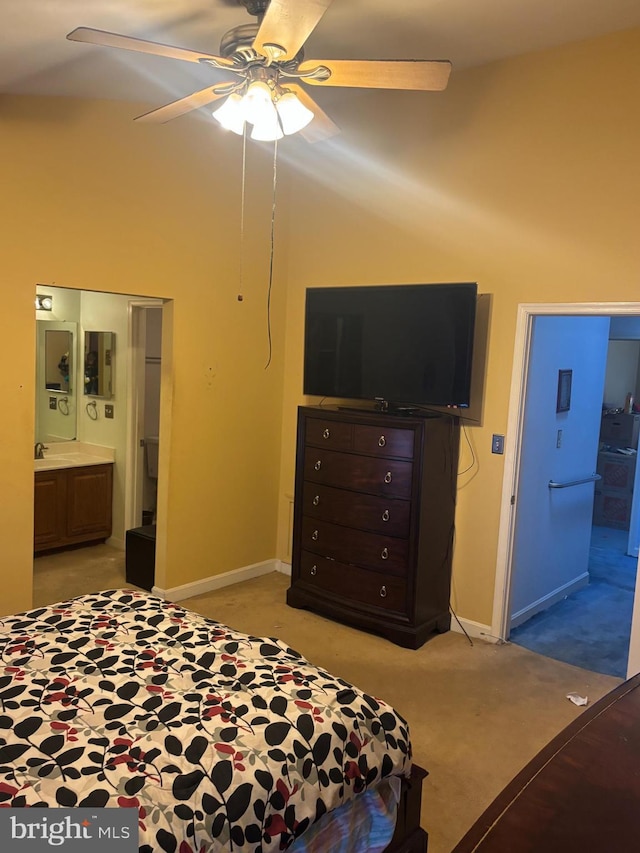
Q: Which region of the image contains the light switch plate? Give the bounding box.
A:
[48,397,57,410]
[492,434,505,454]
[104,404,114,419]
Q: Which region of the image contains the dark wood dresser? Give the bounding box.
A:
[287,406,460,648]
[451,673,640,853]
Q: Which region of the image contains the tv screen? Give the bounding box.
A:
[303,282,477,409]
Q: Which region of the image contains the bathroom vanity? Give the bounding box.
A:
[34,443,114,553]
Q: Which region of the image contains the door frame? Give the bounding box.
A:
[491,301,640,678]
[124,299,164,533]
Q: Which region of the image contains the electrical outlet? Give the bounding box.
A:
[557,429,563,448]
[492,434,505,454]
[104,404,114,419]
[48,397,57,410]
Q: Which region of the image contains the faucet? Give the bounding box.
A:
[34,442,47,460]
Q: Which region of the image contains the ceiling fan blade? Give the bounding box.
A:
[134,85,235,123]
[299,59,452,91]
[67,27,235,68]
[253,0,334,61]
[285,83,340,142]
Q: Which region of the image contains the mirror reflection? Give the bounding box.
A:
[45,330,73,394]
[84,331,115,398]
[36,320,77,443]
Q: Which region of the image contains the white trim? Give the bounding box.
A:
[510,573,588,629]
[124,299,164,533]
[106,535,125,551]
[151,559,280,601]
[491,305,533,642]
[450,616,500,643]
[492,301,640,677]
[276,560,292,576]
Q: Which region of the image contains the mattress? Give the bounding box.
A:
[0,590,412,851]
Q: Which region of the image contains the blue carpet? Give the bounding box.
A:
[510,526,637,677]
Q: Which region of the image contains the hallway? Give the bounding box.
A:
[510,526,636,677]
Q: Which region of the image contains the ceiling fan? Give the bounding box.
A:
[67,0,452,143]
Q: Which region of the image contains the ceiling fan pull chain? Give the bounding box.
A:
[238,126,248,303]
[264,138,278,370]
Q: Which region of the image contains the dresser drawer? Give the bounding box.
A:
[301,517,408,574]
[303,449,413,498]
[353,424,415,459]
[300,552,407,613]
[305,417,352,451]
[302,483,411,536]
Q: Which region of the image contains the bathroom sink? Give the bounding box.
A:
[34,450,113,470]
[34,455,67,470]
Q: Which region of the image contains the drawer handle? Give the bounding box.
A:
[314,460,322,471]
[310,564,317,576]
[381,547,389,560]
[384,471,392,484]
[380,585,387,598]
[312,495,320,506]
[323,428,330,439]
[382,509,390,522]
[378,435,386,447]
[311,529,319,541]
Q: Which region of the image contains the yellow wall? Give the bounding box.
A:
[277,27,640,625]
[0,95,290,613]
[2,26,639,627]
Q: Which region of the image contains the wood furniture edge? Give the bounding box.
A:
[450,674,640,852]
[386,763,429,853]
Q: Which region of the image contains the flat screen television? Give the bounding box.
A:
[303,282,478,410]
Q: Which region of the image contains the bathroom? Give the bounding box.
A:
[34,285,163,574]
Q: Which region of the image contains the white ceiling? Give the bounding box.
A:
[2,0,639,105]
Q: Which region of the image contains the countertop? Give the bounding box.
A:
[34,441,115,472]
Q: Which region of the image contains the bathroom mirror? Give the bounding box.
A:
[45,329,73,394]
[35,320,77,443]
[84,331,115,399]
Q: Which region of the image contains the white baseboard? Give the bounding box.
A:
[152,559,280,602]
[450,615,501,643]
[277,560,291,576]
[509,572,589,630]
[106,536,125,551]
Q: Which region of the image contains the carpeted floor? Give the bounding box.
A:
[510,525,637,677]
[32,543,621,853]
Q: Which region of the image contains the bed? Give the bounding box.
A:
[0,590,427,852]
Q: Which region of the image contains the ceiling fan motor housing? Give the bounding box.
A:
[239,0,271,19]
[219,23,260,57]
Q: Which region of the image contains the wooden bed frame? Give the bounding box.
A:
[386,764,428,853]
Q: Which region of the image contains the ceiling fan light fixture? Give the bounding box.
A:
[243,81,276,120]
[212,93,246,135]
[250,113,284,141]
[241,81,282,141]
[275,91,314,135]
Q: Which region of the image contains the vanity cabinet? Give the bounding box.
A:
[34,464,113,552]
[287,406,460,649]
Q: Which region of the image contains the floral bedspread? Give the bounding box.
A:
[0,590,411,852]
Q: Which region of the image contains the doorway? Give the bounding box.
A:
[125,301,164,533]
[492,302,640,680]
[33,288,168,606]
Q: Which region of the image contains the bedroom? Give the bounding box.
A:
[2,9,638,633]
[1,2,640,849]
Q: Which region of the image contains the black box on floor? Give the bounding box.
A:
[126,525,156,591]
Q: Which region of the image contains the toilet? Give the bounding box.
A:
[145,436,159,479]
